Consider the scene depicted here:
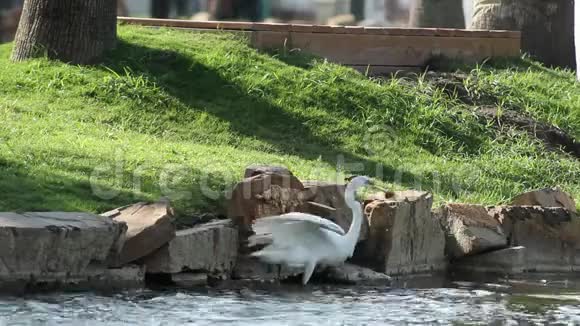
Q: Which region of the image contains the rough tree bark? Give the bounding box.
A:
[117,0,129,17]
[575,0,579,80]
[351,0,366,22]
[472,0,575,70]
[385,0,408,23]
[207,0,231,19]
[409,0,465,29]
[151,0,170,18]
[11,0,117,65]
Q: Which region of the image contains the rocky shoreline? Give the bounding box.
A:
[0,165,577,294]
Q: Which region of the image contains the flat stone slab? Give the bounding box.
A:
[228,172,305,232]
[440,204,507,259]
[511,187,577,213]
[86,265,145,290]
[452,246,526,274]
[144,220,238,275]
[0,212,126,282]
[325,263,391,285]
[489,206,580,272]
[0,265,145,293]
[357,191,447,275]
[171,273,208,287]
[104,201,176,267]
[244,165,294,178]
[232,257,302,282]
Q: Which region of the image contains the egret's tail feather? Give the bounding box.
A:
[250,247,287,265]
[247,234,273,247]
[302,261,316,285]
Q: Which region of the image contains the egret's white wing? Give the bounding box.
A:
[252,212,345,236]
[248,213,345,255]
[249,213,343,266]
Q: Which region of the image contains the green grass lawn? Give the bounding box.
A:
[0,25,578,216]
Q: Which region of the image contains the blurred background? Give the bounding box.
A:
[1,0,475,43]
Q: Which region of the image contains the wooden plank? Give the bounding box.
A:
[289,24,315,33]
[119,17,255,31]
[364,27,520,39]
[310,25,348,34]
[251,31,291,50]
[252,22,291,32]
[118,17,520,39]
[343,26,367,34]
[119,17,521,71]
[252,31,519,66]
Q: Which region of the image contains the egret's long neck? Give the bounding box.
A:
[343,184,363,252]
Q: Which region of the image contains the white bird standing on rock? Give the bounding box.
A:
[248,176,372,285]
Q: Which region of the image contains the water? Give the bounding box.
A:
[1,276,580,325]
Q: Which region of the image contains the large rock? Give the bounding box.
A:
[2,265,145,293]
[227,172,305,230]
[170,272,208,287]
[0,212,126,284]
[104,201,176,267]
[244,165,294,179]
[452,246,526,274]
[233,259,390,285]
[440,204,507,259]
[87,265,145,289]
[488,206,580,272]
[299,181,369,241]
[511,187,577,213]
[356,191,447,275]
[324,263,391,285]
[144,220,238,275]
[232,257,302,282]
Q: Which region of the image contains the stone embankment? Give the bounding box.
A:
[0,166,577,292]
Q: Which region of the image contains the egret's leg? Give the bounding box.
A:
[302,261,316,285]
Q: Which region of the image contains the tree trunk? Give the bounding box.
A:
[236,0,260,21]
[11,0,116,65]
[0,0,18,11]
[574,0,580,81]
[208,0,235,19]
[471,0,575,70]
[0,6,21,43]
[151,0,170,18]
[385,0,408,23]
[117,0,129,17]
[409,0,465,28]
[351,0,365,22]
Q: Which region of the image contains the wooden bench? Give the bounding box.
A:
[118,17,521,74]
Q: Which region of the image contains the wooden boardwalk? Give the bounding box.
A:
[119,17,521,74]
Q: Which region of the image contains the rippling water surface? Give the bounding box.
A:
[1,276,580,325]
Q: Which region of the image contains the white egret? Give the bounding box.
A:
[248,176,372,285]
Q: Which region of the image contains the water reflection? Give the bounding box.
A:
[1,275,580,325]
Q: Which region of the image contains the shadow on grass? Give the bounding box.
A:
[0,40,486,213]
[0,166,138,213]
[267,48,320,70]
[0,152,235,215]
[430,55,575,81]
[100,41,430,187]
[0,39,481,214]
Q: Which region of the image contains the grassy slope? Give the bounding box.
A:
[0,25,578,216]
